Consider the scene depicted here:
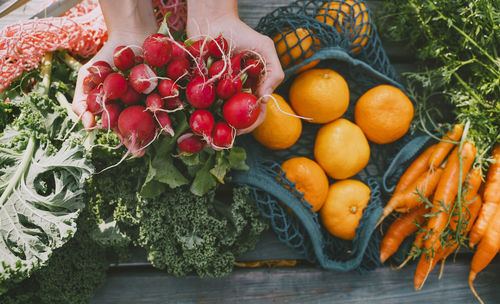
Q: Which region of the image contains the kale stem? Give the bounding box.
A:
[0,136,36,206]
[39,52,53,95]
[61,52,82,72]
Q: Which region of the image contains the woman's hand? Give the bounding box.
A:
[72,0,157,129]
[186,0,284,134]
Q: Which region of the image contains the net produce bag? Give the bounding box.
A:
[234,0,416,272]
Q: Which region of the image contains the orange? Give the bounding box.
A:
[289,68,349,124]
[273,28,320,69]
[320,179,371,240]
[354,84,414,144]
[252,94,302,150]
[281,157,329,212]
[314,118,370,179]
[315,0,371,53]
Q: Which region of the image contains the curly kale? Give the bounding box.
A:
[0,208,109,304]
[85,134,268,278]
[136,185,268,277]
[85,134,148,241]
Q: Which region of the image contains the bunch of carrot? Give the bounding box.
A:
[377,123,500,303]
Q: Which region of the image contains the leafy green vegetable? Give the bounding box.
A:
[0,52,93,294]
[86,136,268,278]
[0,206,118,304]
[136,185,268,277]
[378,0,500,169]
[140,111,250,197]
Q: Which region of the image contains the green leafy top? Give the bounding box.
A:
[0,52,93,293]
[378,0,499,170]
[140,111,249,198]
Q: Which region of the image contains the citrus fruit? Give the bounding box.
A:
[320,179,371,240]
[354,84,414,144]
[252,94,302,150]
[315,0,371,53]
[289,68,349,124]
[314,118,370,179]
[281,157,329,212]
[273,28,320,69]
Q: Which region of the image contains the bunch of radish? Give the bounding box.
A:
[83,32,264,157]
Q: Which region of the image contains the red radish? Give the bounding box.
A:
[83,74,98,94]
[113,45,135,71]
[155,112,174,136]
[165,57,190,80]
[135,56,144,64]
[191,58,208,78]
[189,109,215,140]
[158,79,179,98]
[232,75,243,92]
[186,76,216,108]
[103,73,128,100]
[177,132,205,154]
[244,59,261,78]
[164,97,184,110]
[230,52,246,73]
[101,102,122,129]
[208,60,227,78]
[120,85,142,105]
[142,33,172,67]
[87,61,113,82]
[212,122,234,150]
[208,36,228,58]
[118,105,156,157]
[170,40,188,58]
[113,46,135,71]
[188,40,209,60]
[223,92,261,129]
[86,86,105,114]
[129,64,158,94]
[145,93,164,113]
[216,75,242,99]
[243,75,257,91]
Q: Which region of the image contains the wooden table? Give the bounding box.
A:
[1,1,499,303]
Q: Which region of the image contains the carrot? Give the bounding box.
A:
[414,143,476,288]
[428,124,464,169]
[380,205,428,263]
[469,204,500,304]
[443,195,482,260]
[376,168,443,227]
[394,145,436,194]
[396,218,428,270]
[414,169,481,290]
[414,241,448,290]
[423,143,476,254]
[469,144,500,247]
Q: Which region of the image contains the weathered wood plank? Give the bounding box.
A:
[91,255,500,304]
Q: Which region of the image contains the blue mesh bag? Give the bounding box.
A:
[233,0,419,272]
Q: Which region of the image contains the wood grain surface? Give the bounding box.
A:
[91,256,500,304]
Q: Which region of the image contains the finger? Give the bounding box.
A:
[256,36,284,98]
[81,111,96,130]
[71,93,87,117]
[236,102,267,135]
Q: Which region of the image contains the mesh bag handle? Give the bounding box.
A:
[234,0,417,272]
